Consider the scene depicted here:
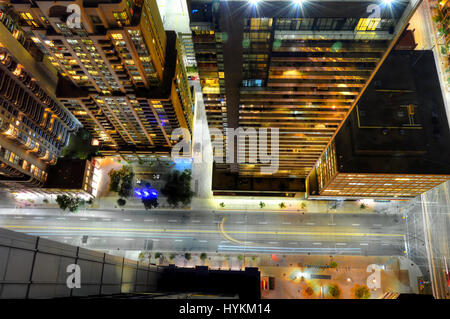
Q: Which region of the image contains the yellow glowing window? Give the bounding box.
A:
[68,59,77,64]
[125,59,134,65]
[355,18,380,31]
[111,33,123,40]
[219,72,224,79]
[140,56,151,62]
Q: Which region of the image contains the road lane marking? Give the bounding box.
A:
[352,224,360,226]
[373,224,382,227]
[124,238,134,240]
[102,218,111,221]
[3,225,405,239]
[152,239,159,241]
[123,219,132,222]
[307,223,315,225]
[258,221,268,225]
[13,216,23,219]
[328,223,336,226]
[268,242,278,244]
[360,243,369,246]
[282,222,291,225]
[199,240,207,243]
[313,243,322,245]
[289,242,297,245]
[144,219,153,222]
[63,237,72,239]
[235,221,245,224]
[191,220,200,223]
[34,217,44,219]
[174,239,183,242]
[168,220,177,223]
[56,217,66,220]
[80,218,88,221]
[336,243,347,245]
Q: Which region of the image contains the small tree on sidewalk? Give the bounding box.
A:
[352,284,371,299]
[303,285,314,297]
[200,253,207,265]
[279,202,286,209]
[259,201,265,209]
[329,261,338,268]
[328,284,341,298]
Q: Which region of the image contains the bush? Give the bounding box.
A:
[169,253,176,261]
[279,202,286,209]
[117,198,126,206]
[184,253,191,261]
[200,253,207,261]
[219,202,225,208]
[142,197,158,210]
[43,199,49,204]
[259,202,265,208]
[237,255,243,261]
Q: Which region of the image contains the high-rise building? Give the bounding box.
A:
[0,7,79,188]
[307,50,450,199]
[10,0,194,161]
[188,0,421,183]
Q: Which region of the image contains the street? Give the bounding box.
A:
[0,208,406,256]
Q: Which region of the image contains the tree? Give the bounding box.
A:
[108,166,135,197]
[303,286,314,297]
[117,198,126,206]
[237,254,244,261]
[43,198,49,204]
[138,252,146,262]
[329,261,338,268]
[169,253,176,261]
[86,198,94,205]
[142,197,158,210]
[352,284,371,299]
[300,202,307,209]
[184,253,191,261]
[161,169,194,208]
[154,252,162,259]
[219,202,225,208]
[56,195,84,212]
[279,202,286,209]
[328,284,341,298]
[259,201,265,208]
[109,170,121,192]
[360,203,367,209]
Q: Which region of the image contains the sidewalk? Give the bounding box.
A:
[119,250,423,299]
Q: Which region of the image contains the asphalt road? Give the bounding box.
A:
[0,208,407,256]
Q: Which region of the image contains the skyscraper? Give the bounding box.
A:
[10,0,194,161]
[0,7,79,188]
[188,0,421,185]
[307,50,450,198]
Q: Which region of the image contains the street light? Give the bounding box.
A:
[293,0,306,5]
[249,0,260,5]
[383,0,394,4]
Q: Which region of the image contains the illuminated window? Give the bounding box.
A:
[113,11,130,27]
[19,12,38,27]
[355,18,380,31]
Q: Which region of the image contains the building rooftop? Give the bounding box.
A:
[44,159,89,190]
[335,50,450,175]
